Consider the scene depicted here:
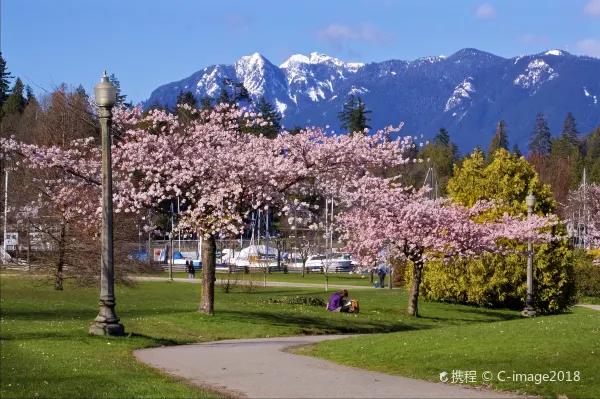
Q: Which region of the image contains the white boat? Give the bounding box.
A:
[304,253,353,273]
[228,244,281,270]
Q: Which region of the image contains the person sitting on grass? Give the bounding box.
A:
[327,289,350,312]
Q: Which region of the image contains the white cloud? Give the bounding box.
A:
[316,23,395,45]
[474,3,497,19]
[584,0,600,17]
[520,33,548,45]
[577,39,600,57]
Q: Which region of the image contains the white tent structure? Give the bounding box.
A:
[230,244,279,268]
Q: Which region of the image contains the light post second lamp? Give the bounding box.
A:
[521,192,537,317]
[89,71,125,336]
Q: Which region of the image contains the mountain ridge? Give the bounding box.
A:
[145,48,600,153]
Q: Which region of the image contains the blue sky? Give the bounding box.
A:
[2,0,599,104]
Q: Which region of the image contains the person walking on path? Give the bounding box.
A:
[377,265,386,288]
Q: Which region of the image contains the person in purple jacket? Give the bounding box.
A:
[327,289,349,312]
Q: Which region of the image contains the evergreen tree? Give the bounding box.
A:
[486,120,509,164]
[252,97,281,139]
[74,84,88,100]
[217,88,230,105]
[562,112,579,147]
[2,77,26,116]
[24,85,36,105]
[338,94,357,132]
[176,90,198,108]
[337,95,372,135]
[0,52,12,108]
[147,100,163,111]
[221,78,252,107]
[512,144,522,158]
[108,73,132,108]
[355,97,372,133]
[289,125,303,135]
[435,127,450,146]
[175,90,199,124]
[200,96,213,110]
[529,112,552,155]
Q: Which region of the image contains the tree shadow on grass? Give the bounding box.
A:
[1,329,186,347]
[220,309,433,335]
[418,306,521,324]
[2,307,192,321]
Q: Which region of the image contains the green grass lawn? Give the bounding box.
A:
[579,296,600,305]
[1,276,595,399]
[1,276,519,398]
[145,269,377,286]
[301,308,600,399]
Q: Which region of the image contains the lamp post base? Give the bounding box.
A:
[89,322,125,336]
[520,308,537,317]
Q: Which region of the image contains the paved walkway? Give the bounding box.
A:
[575,304,600,311]
[134,335,518,398]
[130,276,377,290]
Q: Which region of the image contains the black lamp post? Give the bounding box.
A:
[89,71,125,336]
[521,192,537,317]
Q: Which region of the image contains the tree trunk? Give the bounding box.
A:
[27,226,31,271]
[369,269,374,283]
[407,261,423,317]
[301,259,306,278]
[264,267,267,287]
[199,234,216,315]
[55,223,66,291]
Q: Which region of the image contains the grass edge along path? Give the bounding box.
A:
[300,308,600,399]
[1,276,526,399]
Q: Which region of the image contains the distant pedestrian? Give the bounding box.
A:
[186,261,194,279]
[377,266,386,288]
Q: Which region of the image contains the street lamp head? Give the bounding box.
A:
[526,192,537,208]
[94,70,117,108]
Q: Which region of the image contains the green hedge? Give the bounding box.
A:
[573,249,600,298]
[404,238,576,313]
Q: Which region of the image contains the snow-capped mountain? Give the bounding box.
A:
[145,48,600,152]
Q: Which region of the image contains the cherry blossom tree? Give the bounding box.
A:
[2,103,414,314]
[566,183,600,248]
[337,175,557,316]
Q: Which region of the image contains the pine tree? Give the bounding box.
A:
[0,52,12,108]
[175,91,199,124]
[199,96,213,110]
[176,90,198,108]
[337,95,372,135]
[562,112,579,147]
[217,88,230,105]
[221,78,252,107]
[512,144,522,158]
[108,73,132,108]
[252,97,281,139]
[435,127,450,146]
[486,120,509,164]
[289,125,303,135]
[338,94,357,132]
[25,85,36,105]
[74,85,88,100]
[355,97,372,133]
[2,77,26,116]
[529,112,552,155]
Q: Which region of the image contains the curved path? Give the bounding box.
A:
[134,335,519,398]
